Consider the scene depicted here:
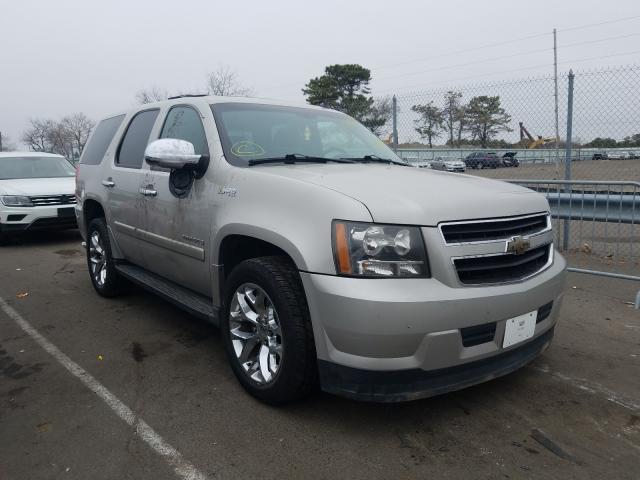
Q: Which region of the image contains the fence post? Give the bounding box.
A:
[562,70,575,251]
[392,95,398,152]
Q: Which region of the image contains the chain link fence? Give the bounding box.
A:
[390,65,640,278]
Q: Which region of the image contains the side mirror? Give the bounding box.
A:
[144,139,202,170]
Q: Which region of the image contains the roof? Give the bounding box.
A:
[99,95,334,122]
[0,151,65,159]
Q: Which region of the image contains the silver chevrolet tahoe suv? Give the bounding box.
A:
[76,96,566,404]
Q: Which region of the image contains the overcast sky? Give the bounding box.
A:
[1,0,639,148]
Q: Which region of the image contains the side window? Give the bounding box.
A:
[160,106,209,155]
[116,109,160,169]
[80,114,125,165]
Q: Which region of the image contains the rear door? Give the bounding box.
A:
[106,108,160,263]
[138,104,213,295]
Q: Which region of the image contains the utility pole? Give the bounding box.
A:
[0,131,3,152]
[553,28,560,178]
[392,95,398,152]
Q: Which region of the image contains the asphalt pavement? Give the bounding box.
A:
[1,230,639,479]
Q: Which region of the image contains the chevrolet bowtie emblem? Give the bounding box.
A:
[506,236,531,255]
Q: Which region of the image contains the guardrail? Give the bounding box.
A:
[507,180,639,302]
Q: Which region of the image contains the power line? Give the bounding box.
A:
[559,14,640,32]
[259,14,640,94]
[374,32,640,84]
[376,50,640,95]
[375,47,551,82]
[373,15,640,72]
[372,32,551,71]
[560,32,640,48]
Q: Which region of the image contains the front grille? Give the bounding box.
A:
[441,213,548,244]
[29,194,76,206]
[536,301,553,323]
[454,245,551,285]
[460,322,497,347]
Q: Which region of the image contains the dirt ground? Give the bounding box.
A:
[1,230,639,479]
[469,158,640,182]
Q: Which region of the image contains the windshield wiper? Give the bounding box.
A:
[248,153,354,166]
[339,154,408,166]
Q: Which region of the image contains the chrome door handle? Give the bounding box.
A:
[102,179,115,188]
[139,188,157,197]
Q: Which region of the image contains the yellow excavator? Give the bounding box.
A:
[519,122,556,149]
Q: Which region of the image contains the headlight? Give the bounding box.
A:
[332,221,429,277]
[1,195,33,207]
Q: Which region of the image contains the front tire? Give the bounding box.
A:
[86,218,125,297]
[222,256,317,404]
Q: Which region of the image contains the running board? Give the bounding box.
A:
[115,263,219,326]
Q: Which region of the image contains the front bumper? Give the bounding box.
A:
[300,252,566,401]
[0,205,77,233]
[318,327,554,401]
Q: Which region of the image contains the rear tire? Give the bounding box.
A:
[86,218,126,297]
[222,256,317,404]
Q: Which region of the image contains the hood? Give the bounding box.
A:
[0,177,75,196]
[258,164,548,225]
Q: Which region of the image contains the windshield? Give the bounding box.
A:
[0,156,75,180]
[210,103,405,166]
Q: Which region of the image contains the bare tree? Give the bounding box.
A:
[22,119,55,152]
[0,132,17,152]
[47,122,74,159]
[135,86,168,104]
[205,65,254,96]
[21,113,95,159]
[61,113,95,155]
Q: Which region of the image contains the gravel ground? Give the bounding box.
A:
[0,231,639,480]
[469,158,640,182]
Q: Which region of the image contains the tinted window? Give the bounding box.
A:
[160,106,209,155]
[117,109,159,168]
[80,114,125,165]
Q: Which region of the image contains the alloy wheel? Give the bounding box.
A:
[89,231,107,287]
[229,283,283,384]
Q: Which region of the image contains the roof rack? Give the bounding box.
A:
[167,93,209,100]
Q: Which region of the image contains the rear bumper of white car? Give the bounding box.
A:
[0,205,77,233]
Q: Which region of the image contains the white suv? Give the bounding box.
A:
[0,152,77,242]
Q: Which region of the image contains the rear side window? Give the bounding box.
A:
[160,106,209,155]
[80,114,125,165]
[116,109,160,169]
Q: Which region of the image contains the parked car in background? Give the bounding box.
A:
[430,157,466,172]
[608,151,637,160]
[404,157,431,169]
[591,152,608,160]
[464,152,499,169]
[501,152,519,167]
[0,152,77,243]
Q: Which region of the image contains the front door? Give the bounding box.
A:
[138,104,213,296]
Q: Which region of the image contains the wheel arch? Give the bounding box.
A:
[213,225,307,308]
